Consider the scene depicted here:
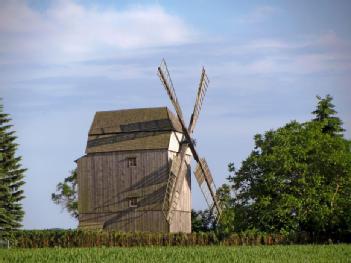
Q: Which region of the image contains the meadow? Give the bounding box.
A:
[1,245,350,263]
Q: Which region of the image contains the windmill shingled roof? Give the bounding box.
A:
[89,107,182,135]
[85,107,183,154]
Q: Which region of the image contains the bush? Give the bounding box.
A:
[13,230,222,248]
[12,229,350,248]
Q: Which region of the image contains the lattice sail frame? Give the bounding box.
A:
[158,59,222,223]
[158,59,185,122]
[194,159,222,217]
[188,68,209,134]
[162,145,189,223]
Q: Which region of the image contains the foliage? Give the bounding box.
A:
[191,209,215,232]
[2,229,351,252]
[0,101,26,237]
[191,183,235,236]
[215,183,235,238]
[13,230,221,248]
[51,169,78,219]
[7,229,311,248]
[12,229,349,249]
[223,95,351,238]
[312,94,344,135]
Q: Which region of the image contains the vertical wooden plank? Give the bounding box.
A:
[101,153,105,215]
[79,147,189,233]
[92,155,97,214]
[95,154,100,213]
[90,155,95,225]
[85,157,89,214]
[112,152,116,212]
[114,152,119,212]
[107,153,111,212]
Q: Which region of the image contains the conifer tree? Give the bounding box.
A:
[312,94,345,135]
[0,101,26,237]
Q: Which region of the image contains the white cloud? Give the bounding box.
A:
[207,32,351,81]
[0,0,194,62]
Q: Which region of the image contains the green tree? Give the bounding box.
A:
[222,95,351,238]
[0,102,26,237]
[51,169,78,219]
[192,182,234,235]
[215,182,235,238]
[191,209,215,232]
[312,94,344,135]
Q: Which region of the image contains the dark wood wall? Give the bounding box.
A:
[77,149,191,232]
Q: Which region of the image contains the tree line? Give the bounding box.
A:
[53,95,351,240]
[193,95,351,240]
[1,95,350,242]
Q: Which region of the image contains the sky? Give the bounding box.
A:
[1,0,350,229]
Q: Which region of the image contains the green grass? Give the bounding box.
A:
[1,245,350,263]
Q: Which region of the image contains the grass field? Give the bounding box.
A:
[1,245,350,263]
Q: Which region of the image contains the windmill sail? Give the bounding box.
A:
[162,145,189,223]
[158,59,185,123]
[194,158,221,217]
[158,59,222,223]
[158,59,192,223]
[188,68,209,134]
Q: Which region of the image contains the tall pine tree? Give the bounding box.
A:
[0,101,26,237]
[312,94,345,135]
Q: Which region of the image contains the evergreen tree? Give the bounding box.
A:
[0,101,26,237]
[312,94,344,135]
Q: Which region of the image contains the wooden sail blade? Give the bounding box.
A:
[157,59,200,163]
[194,158,222,219]
[157,59,185,123]
[188,68,209,134]
[162,152,181,217]
[157,59,221,223]
[162,144,189,223]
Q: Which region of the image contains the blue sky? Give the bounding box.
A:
[1,0,350,229]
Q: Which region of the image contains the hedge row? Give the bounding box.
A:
[10,230,349,248]
[13,230,218,248]
[11,230,289,248]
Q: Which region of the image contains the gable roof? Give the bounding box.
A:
[89,107,182,135]
[86,107,183,154]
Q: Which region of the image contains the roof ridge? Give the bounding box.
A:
[96,106,168,113]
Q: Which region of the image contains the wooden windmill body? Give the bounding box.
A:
[76,60,221,232]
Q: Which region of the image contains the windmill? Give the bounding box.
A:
[157,59,222,223]
[76,60,221,232]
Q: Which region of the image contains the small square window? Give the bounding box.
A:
[127,157,137,167]
[129,197,138,207]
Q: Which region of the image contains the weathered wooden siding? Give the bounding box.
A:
[169,158,191,233]
[78,211,169,232]
[77,149,191,232]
